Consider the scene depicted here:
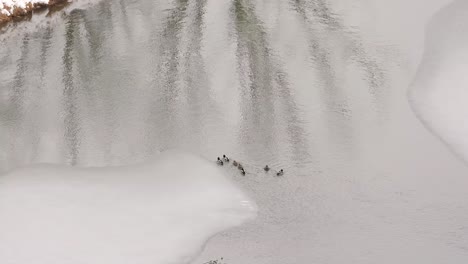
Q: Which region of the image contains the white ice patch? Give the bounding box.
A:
[0,150,257,264]
[409,0,468,163]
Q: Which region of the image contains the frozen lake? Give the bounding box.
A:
[1,0,468,263]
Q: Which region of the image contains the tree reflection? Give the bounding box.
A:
[62,13,81,165]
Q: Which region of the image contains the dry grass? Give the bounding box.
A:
[0,13,10,23]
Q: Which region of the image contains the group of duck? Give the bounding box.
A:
[217,155,284,176]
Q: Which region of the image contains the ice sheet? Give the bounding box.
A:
[0,150,257,264]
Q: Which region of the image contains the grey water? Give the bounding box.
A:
[1,0,468,263]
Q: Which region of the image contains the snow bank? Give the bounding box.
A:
[409,0,468,163]
[0,150,257,264]
[0,0,49,18]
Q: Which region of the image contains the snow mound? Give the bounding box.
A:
[0,150,257,264]
[409,0,468,163]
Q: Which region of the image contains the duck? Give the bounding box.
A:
[223,154,230,162]
[276,169,284,176]
[264,165,270,172]
[233,160,238,167]
[217,157,224,166]
[237,163,243,170]
[240,168,246,175]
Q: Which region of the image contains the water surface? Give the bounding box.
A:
[1,0,468,263]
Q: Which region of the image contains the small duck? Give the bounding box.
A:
[240,168,246,175]
[233,160,238,167]
[264,165,270,172]
[217,157,224,166]
[238,163,243,170]
[276,169,284,176]
[223,154,230,162]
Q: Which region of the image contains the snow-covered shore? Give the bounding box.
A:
[409,0,468,163]
[0,0,61,23]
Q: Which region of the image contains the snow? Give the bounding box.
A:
[0,150,257,264]
[409,0,468,163]
[0,0,49,16]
